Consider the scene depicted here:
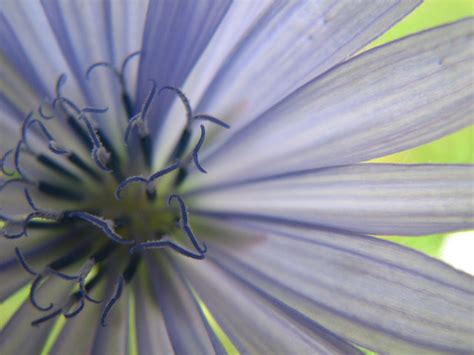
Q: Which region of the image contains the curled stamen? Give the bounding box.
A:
[14,140,28,180]
[120,50,142,75]
[6,202,62,239]
[0,149,15,176]
[65,212,134,245]
[54,96,81,114]
[79,272,104,304]
[15,247,38,276]
[115,176,147,200]
[123,113,142,143]
[123,80,155,144]
[192,124,207,173]
[55,74,67,98]
[24,188,39,211]
[46,267,79,281]
[56,97,109,122]
[63,298,85,318]
[159,86,192,123]
[115,160,180,200]
[130,239,206,259]
[101,276,124,327]
[0,178,29,193]
[183,225,208,254]
[168,194,189,226]
[193,114,230,129]
[22,113,70,155]
[31,275,54,311]
[149,159,181,183]
[75,115,112,173]
[167,194,207,253]
[86,62,121,81]
[86,51,142,117]
[92,146,113,173]
[38,100,56,120]
[86,50,142,84]
[141,79,157,121]
[31,309,62,327]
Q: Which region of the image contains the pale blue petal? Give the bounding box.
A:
[41,0,131,146]
[90,278,130,354]
[0,276,73,353]
[134,270,174,355]
[186,18,474,190]
[155,0,420,170]
[195,219,474,354]
[174,254,363,354]
[151,0,273,169]
[145,254,218,354]
[189,164,474,236]
[195,0,420,160]
[51,284,105,354]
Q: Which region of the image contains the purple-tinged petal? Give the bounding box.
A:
[145,254,217,354]
[193,219,474,354]
[187,18,474,189]
[189,164,474,236]
[136,0,231,141]
[0,276,73,353]
[194,0,421,157]
[40,0,146,148]
[50,282,105,354]
[133,268,175,354]
[90,277,129,354]
[173,254,363,354]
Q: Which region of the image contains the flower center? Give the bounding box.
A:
[1,52,229,327]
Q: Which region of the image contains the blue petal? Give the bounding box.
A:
[133,270,175,355]
[89,276,129,354]
[144,254,219,354]
[50,282,105,354]
[187,18,474,189]
[198,0,420,151]
[0,274,73,353]
[173,253,363,354]
[193,219,474,354]
[136,0,231,142]
[188,164,474,236]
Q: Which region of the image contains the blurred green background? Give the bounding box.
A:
[1,1,473,354]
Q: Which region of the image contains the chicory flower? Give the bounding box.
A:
[1,0,473,354]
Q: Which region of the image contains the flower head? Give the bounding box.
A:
[1,1,473,354]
